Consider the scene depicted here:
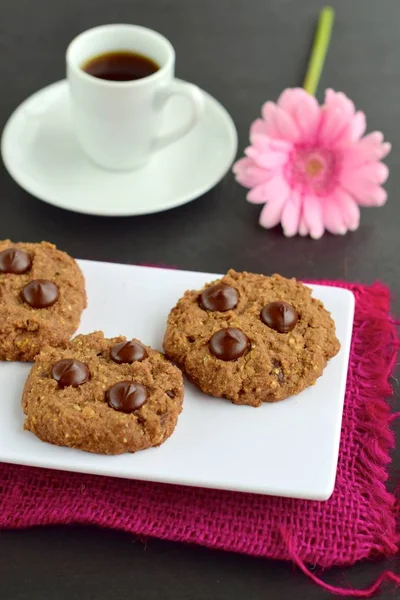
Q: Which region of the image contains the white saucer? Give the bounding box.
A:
[1,80,237,216]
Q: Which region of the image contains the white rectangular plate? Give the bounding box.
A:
[0,261,354,501]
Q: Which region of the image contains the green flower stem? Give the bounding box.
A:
[303,6,335,96]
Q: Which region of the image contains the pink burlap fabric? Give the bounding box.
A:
[0,281,398,575]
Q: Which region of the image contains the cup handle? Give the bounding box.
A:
[153,80,204,151]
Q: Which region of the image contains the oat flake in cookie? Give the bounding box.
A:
[0,240,86,361]
[163,269,340,407]
[22,332,184,454]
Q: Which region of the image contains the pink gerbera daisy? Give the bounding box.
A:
[233,88,391,238]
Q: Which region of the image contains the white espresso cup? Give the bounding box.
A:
[66,24,204,171]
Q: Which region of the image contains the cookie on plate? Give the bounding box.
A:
[22,331,184,454]
[163,269,340,407]
[0,240,86,361]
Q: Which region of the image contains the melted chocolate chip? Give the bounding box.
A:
[166,390,175,398]
[209,328,250,361]
[20,279,59,308]
[260,301,298,333]
[110,340,147,364]
[106,381,148,413]
[199,284,239,312]
[52,359,90,388]
[0,248,32,274]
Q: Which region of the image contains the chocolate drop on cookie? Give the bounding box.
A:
[106,381,148,413]
[110,340,147,364]
[166,390,175,398]
[0,248,32,274]
[199,284,239,312]
[52,359,90,388]
[209,327,250,361]
[260,301,298,333]
[20,279,59,308]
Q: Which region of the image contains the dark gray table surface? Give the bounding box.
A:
[1,1,399,598]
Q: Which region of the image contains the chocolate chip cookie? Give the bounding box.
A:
[22,331,184,454]
[0,240,86,361]
[163,270,340,407]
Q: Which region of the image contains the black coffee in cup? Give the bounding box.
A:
[82,51,159,81]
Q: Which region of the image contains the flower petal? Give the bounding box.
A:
[233,157,272,188]
[379,142,392,159]
[246,185,269,204]
[247,174,290,204]
[259,195,288,229]
[278,88,321,141]
[318,107,348,146]
[277,88,298,114]
[299,214,309,236]
[250,120,294,150]
[324,89,355,121]
[303,194,325,239]
[281,190,302,237]
[249,131,293,154]
[269,138,294,152]
[335,188,360,231]
[341,175,388,206]
[245,146,287,170]
[232,156,251,175]
[250,118,269,138]
[356,132,391,161]
[350,111,366,141]
[261,102,282,139]
[323,193,347,235]
[261,101,300,142]
[318,89,357,145]
[357,186,387,207]
[340,137,391,174]
[247,135,290,168]
[274,105,301,141]
[340,161,389,187]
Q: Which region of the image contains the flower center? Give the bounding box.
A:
[287,148,338,195]
[305,156,324,177]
